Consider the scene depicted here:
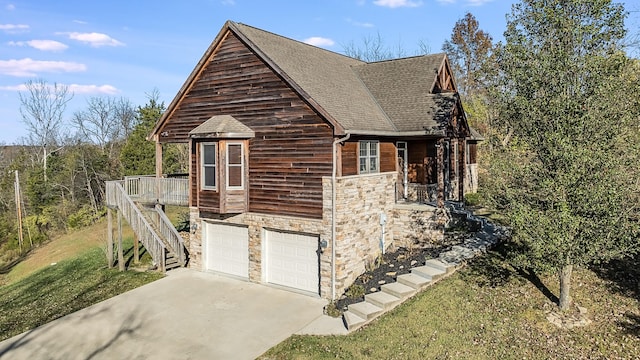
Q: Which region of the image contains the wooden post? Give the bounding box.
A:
[458,138,465,202]
[118,210,124,271]
[155,137,163,205]
[107,208,114,268]
[436,138,445,208]
[133,234,139,264]
[14,171,24,253]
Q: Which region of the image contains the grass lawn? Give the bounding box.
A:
[0,239,163,342]
[263,247,640,359]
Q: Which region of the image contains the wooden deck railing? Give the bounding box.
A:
[106,181,167,271]
[154,204,186,266]
[124,176,189,206]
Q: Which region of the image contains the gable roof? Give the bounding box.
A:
[152,21,465,139]
[189,115,255,139]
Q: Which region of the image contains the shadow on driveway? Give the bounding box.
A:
[0,269,326,360]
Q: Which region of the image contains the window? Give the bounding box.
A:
[201,143,217,190]
[359,140,379,174]
[226,143,244,190]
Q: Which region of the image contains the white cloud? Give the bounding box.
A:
[58,32,125,47]
[436,0,455,3]
[6,4,15,10]
[221,0,235,4]
[0,58,86,77]
[347,18,374,28]
[0,24,29,33]
[68,84,119,95]
[303,37,335,47]
[467,0,493,5]
[73,20,88,25]
[373,0,423,8]
[9,40,69,52]
[0,83,118,95]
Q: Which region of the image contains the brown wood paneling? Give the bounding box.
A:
[164,32,333,219]
[467,143,477,164]
[380,141,396,173]
[341,141,358,176]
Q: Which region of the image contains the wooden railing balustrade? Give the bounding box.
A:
[124,176,189,206]
[106,181,167,271]
[154,204,186,266]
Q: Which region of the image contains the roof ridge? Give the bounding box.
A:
[364,52,446,65]
[234,21,366,64]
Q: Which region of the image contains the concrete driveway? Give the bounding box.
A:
[0,269,337,360]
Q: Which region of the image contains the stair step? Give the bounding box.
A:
[411,265,446,280]
[380,282,415,299]
[365,291,401,310]
[396,273,431,289]
[343,311,366,331]
[348,301,383,320]
[425,258,455,274]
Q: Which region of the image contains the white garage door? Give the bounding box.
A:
[265,230,319,294]
[204,222,249,279]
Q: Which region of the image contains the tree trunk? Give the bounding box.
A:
[559,264,572,311]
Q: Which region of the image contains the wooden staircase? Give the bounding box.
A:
[106,180,188,272]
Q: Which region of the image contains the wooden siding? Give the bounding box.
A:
[467,142,477,164]
[380,141,396,173]
[340,139,396,176]
[407,140,437,184]
[165,32,333,219]
[341,142,358,176]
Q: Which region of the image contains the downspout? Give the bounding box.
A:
[332,133,350,301]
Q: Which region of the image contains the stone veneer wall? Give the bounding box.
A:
[188,208,331,297]
[189,171,444,300]
[323,172,397,297]
[392,203,444,249]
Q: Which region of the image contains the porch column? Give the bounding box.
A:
[107,207,113,268]
[155,136,163,204]
[436,138,445,208]
[458,138,465,202]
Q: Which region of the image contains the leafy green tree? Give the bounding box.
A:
[120,94,165,176]
[120,92,187,176]
[486,0,640,311]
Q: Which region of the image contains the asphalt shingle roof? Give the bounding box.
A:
[233,22,456,136]
[189,115,255,138]
[153,21,461,139]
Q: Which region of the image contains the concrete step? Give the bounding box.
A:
[347,301,383,320]
[411,265,446,281]
[343,310,366,331]
[425,258,455,274]
[397,273,431,289]
[365,291,401,310]
[380,282,415,299]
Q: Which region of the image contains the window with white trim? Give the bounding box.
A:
[359,140,379,174]
[201,143,217,190]
[226,142,244,190]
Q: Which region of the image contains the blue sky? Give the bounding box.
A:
[0,0,635,144]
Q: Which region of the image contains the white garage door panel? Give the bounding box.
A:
[205,223,248,279]
[266,231,319,294]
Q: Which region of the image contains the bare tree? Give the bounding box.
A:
[343,32,431,62]
[73,97,116,154]
[19,79,73,182]
[113,97,136,140]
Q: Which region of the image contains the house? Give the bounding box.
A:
[145,21,471,300]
